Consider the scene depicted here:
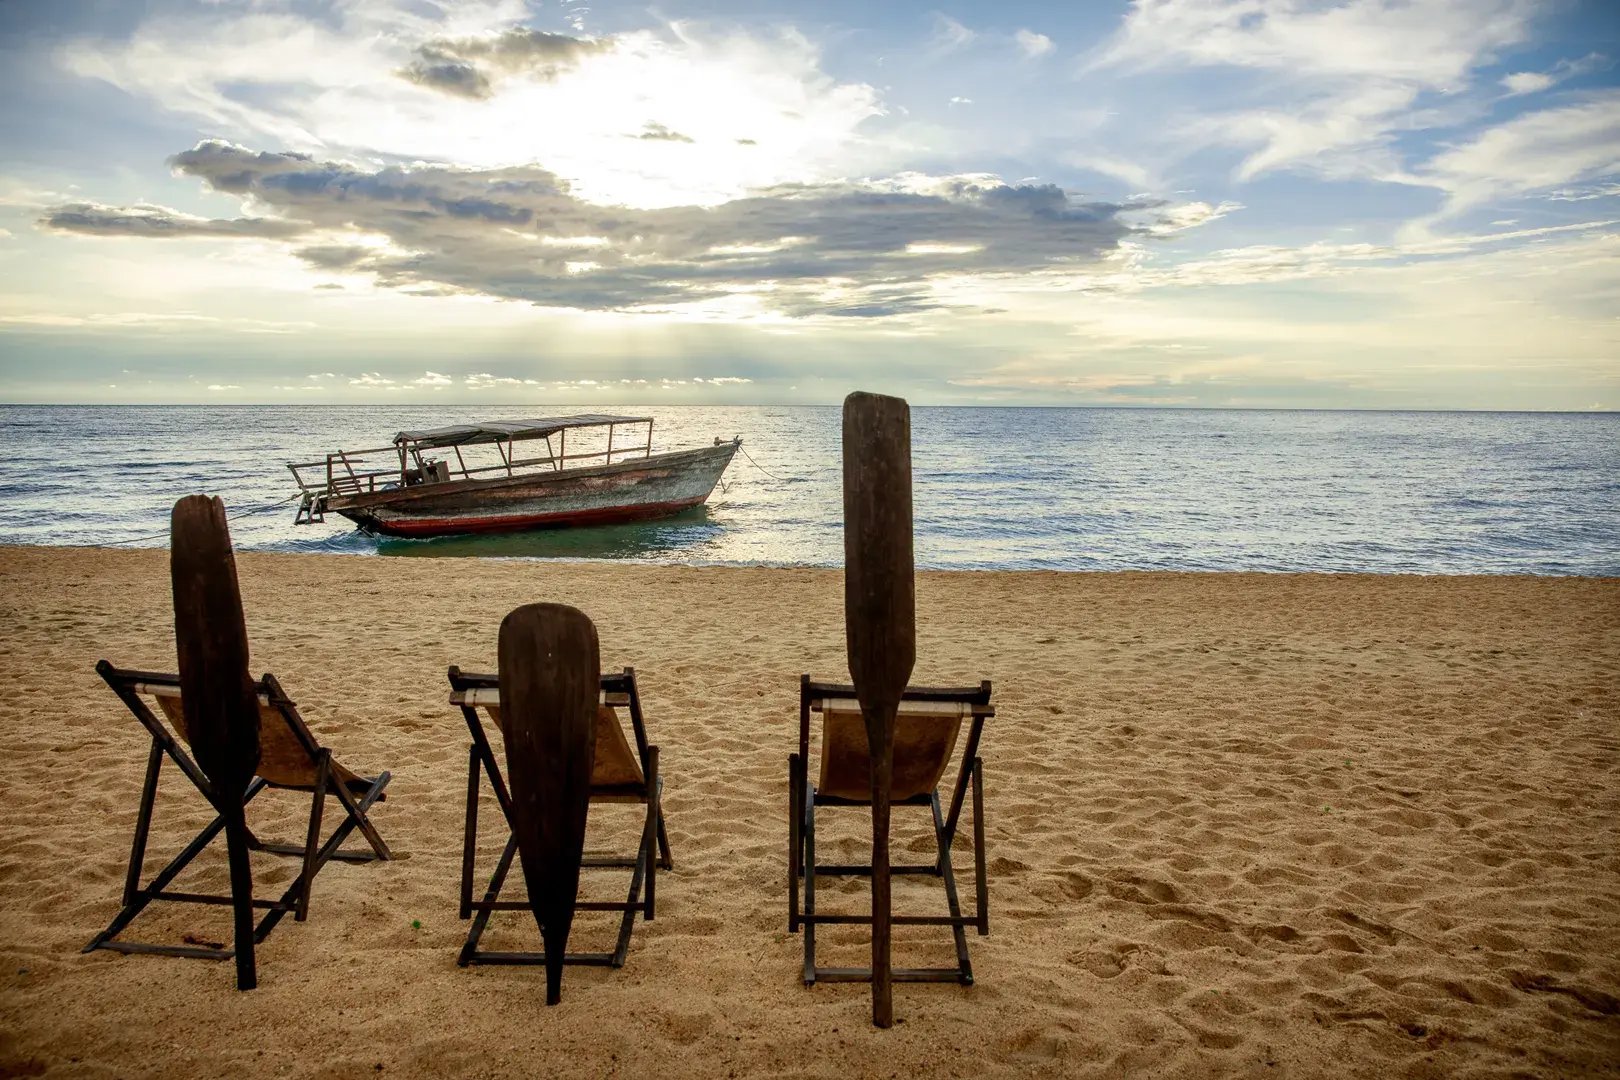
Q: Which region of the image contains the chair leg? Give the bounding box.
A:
[329,772,391,860]
[461,742,480,920]
[973,757,988,936]
[254,772,389,944]
[460,833,520,966]
[655,808,674,872]
[86,809,229,953]
[788,753,801,933]
[456,725,658,970]
[643,750,660,920]
[295,751,330,922]
[931,792,973,985]
[611,810,653,968]
[122,739,164,908]
[84,779,271,956]
[802,783,817,986]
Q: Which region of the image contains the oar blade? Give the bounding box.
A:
[170,495,261,793]
[497,603,599,1006]
[843,391,916,705]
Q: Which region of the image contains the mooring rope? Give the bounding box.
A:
[736,441,799,483]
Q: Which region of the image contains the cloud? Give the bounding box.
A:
[40,201,305,239]
[1095,0,1532,83]
[399,27,613,100]
[1143,200,1243,235]
[2,312,214,328]
[51,139,1209,318]
[414,371,453,385]
[1094,0,1538,182]
[1501,71,1554,95]
[57,11,883,207]
[1419,90,1620,219]
[1063,153,1157,191]
[1540,182,1620,202]
[399,57,491,100]
[945,351,1367,407]
[464,372,542,388]
[1501,53,1607,96]
[0,311,310,333]
[349,372,396,386]
[207,383,241,390]
[636,122,695,143]
[1015,30,1054,58]
[930,15,977,55]
[296,244,374,269]
[1188,80,1425,183]
[953,225,1620,410]
[956,218,1619,304]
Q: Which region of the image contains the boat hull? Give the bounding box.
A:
[324,442,737,539]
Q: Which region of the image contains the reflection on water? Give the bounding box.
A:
[374,505,720,560]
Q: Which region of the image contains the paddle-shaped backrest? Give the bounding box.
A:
[842,390,916,1029]
[497,603,599,1006]
[170,494,261,990]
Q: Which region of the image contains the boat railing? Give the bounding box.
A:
[287,432,657,498]
[287,445,404,498]
[435,445,652,481]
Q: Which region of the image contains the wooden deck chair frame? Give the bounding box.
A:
[85,661,392,961]
[448,665,672,969]
[788,676,992,986]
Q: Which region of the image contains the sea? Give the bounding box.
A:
[1,405,1615,575]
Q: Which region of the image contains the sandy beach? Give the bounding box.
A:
[0,544,1616,1078]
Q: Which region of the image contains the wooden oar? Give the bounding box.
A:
[169,495,262,991]
[842,391,916,1029]
[497,602,598,1006]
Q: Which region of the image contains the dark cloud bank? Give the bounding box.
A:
[41,201,305,239]
[42,140,1170,317]
[399,28,612,100]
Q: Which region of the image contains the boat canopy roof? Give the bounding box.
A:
[393,414,653,450]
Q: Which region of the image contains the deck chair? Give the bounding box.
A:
[449,665,672,968]
[788,676,993,986]
[85,661,392,960]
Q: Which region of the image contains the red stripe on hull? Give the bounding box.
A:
[343,494,710,538]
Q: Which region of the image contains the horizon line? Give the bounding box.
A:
[1,401,1615,415]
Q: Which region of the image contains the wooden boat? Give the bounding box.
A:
[288,414,739,538]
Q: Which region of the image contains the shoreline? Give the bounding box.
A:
[2,544,1616,1077]
[9,543,1620,581]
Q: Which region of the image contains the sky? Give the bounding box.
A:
[0,0,1616,409]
